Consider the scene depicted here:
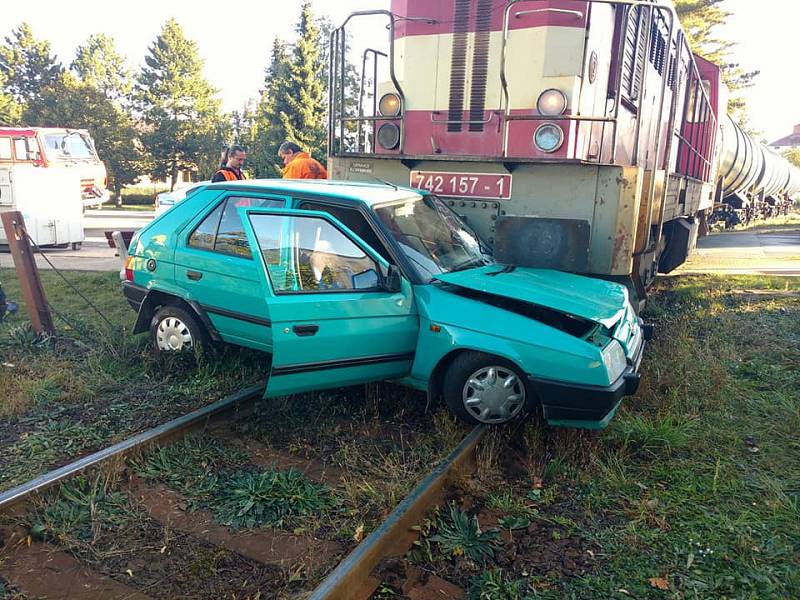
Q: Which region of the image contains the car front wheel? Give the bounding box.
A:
[150,305,204,353]
[442,352,532,425]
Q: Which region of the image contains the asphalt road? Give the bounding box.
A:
[678,227,800,276]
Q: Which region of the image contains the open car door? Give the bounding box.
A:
[240,207,420,397]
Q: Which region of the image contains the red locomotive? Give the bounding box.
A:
[328,0,800,303]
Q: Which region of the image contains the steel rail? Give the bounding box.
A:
[0,382,266,512]
[309,425,487,600]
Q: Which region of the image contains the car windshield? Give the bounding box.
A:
[43,132,97,160]
[373,194,493,282]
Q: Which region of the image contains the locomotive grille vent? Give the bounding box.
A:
[468,0,493,132]
[447,0,472,132]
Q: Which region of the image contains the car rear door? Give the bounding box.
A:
[240,206,420,397]
[174,191,289,351]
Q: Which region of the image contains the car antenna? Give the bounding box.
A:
[373,176,398,191]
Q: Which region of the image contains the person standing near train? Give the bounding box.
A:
[278,141,328,179]
[212,145,247,182]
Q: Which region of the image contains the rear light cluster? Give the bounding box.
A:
[124,256,135,282]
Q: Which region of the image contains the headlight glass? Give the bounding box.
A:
[377,123,401,150]
[601,340,627,381]
[533,123,564,153]
[379,93,401,117]
[537,89,567,116]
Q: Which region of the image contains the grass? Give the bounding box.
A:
[0,268,266,492]
[731,211,800,232]
[397,274,799,599]
[533,274,800,598]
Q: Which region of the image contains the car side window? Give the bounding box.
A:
[215,196,284,257]
[188,195,285,256]
[188,202,224,250]
[250,213,381,294]
[299,201,392,262]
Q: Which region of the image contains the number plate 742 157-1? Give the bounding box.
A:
[409,171,512,200]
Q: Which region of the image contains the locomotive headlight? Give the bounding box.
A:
[377,123,401,150]
[379,93,401,117]
[537,89,567,116]
[533,123,564,153]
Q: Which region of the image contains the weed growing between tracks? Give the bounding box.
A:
[0,269,266,493]
[379,275,800,599]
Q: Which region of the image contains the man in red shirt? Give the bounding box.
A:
[278,141,328,179]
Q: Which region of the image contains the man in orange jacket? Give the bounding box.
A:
[279,141,328,179]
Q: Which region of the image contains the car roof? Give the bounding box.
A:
[203,178,423,207]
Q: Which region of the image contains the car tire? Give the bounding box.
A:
[442,351,532,425]
[71,242,82,251]
[149,305,205,353]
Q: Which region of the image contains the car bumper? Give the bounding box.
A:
[530,340,644,430]
[122,281,147,313]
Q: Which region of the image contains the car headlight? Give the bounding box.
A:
[377,123,401,150]
[537,89,567,116]
[601,340,627,381]
[533,123,564,153]
[379,93,401,117]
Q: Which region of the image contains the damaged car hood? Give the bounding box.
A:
[434,266,628,329]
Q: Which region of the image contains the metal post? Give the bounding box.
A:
[1,211,54,336]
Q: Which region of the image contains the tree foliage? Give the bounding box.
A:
[0,23,63,121]
[135,18,224,189]
[30,72,142,198]
[72,34,132,102]
[251,3,327,177]
[0,69,23,126]
[675,0,758,123]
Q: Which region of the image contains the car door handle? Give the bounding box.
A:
[292,324,319,337]
[186,270,203,281]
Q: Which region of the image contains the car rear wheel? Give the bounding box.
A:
[150,305,205,353]
[442,352,531,425]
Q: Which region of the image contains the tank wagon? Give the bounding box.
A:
[327,0,800,303]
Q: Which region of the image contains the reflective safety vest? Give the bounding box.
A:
[213,167,245,182]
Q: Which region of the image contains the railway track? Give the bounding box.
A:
[0,383,487,599]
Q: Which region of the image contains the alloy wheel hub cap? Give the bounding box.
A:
[463,366,525,424]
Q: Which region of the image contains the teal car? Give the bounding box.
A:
[122,180,647,429]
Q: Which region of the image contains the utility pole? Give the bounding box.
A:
[1,211,55,336]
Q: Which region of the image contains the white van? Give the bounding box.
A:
[0,129,86,248]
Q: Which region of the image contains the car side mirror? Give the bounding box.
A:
[381,264,402,293]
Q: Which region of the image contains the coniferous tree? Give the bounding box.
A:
[282,2,327,159]
[251,38,294,177]
[0,23,63,121]
[135,18,224,189]
[72,34,132,103]
[0,70,23,125]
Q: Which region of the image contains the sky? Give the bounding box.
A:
[1,0,797,143]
